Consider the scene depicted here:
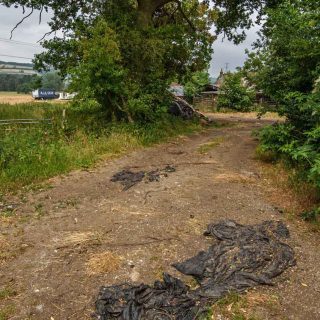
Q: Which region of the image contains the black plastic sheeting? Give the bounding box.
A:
[95,220,295,320]
[111,166,176,191]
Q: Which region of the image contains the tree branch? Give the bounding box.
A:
[37,30,54,43]
[174,0,196,32]
[10,7,34,39]
[39,5,44,24]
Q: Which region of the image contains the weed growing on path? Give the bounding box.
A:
[198,137,224,154]
[201,291,279,320]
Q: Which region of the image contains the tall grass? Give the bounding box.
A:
[0,102,202,193]
[0,102,54,119]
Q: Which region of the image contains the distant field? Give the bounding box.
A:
[0,91,34,104]
[0,92,68,105]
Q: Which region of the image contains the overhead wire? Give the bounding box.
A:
[0,36,45,62]
[0,38,44,60]
[0,54,34,60]
[0,37,42,47]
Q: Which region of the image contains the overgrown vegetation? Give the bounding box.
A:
[243,0,320,219]
[257,89,320,192]
[0,102,203,193]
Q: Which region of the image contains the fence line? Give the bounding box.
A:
[0,119,52,126]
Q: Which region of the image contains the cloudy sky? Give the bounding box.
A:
[0,5,258,77]
[210,28,258,77]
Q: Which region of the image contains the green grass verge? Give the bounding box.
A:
[0,102,203,193]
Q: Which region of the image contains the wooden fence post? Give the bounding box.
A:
[62,109,66,129]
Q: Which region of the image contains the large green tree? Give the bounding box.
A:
[42,71,63,91]
[1,0,281,121]
[242,0,320,102]
[244,0,320,205]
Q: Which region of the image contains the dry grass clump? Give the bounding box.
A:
[64,231,101,246]
[0,235,8,249]
[53,231,103,249]
[86,251,123,275]
[187,217,204,236]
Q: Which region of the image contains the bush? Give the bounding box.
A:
[259,90,320,190]
[217,72,255,112]
[183,71,210,103]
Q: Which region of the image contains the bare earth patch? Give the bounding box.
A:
[0,114,319,319]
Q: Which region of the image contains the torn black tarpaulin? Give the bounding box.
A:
[95,220,295,319]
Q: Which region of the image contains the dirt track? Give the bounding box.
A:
[1,115,320,319]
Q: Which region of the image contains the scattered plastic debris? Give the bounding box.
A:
[111,166,176,191]
[95,220,295,319]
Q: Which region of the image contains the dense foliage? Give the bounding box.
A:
[0,71,63,93]
[0,74,36,93]
[217,72,255,111]
[244,0,320,209]
[42,71,64,91]
[1,0,280,121]
[183,71,210,102]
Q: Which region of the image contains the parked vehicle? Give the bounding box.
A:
[58,92,77,100]
[32,89,58,100]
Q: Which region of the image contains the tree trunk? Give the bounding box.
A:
[137,0,173,27]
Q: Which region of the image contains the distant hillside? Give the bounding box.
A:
[0,60,37,75]
[0,60,33,69]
